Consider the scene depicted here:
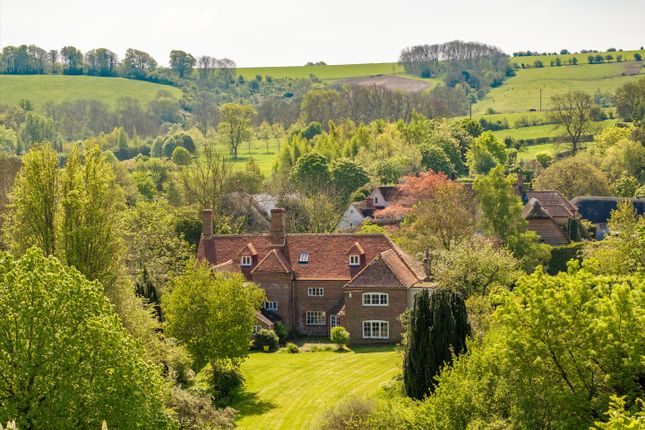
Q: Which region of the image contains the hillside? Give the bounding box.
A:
[509,49,643,67]
[472,62,643,114]
[237,62,404,81]
[0,75,182,109]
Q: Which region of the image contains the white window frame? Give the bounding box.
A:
[330,315,340,328]
[362,320,389,339]
[264,301,278,311]
[306,311,326,326]
[252,325,262,334]
[240,255,253,267]
[307,287,324,297]
[348,254,360,266]
[298,252,310,264]
[362,292,389,306]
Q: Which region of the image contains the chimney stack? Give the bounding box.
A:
[365,197,374,208]
[201,209,213,238]
[514,172,524,197]
[270,208,286,247]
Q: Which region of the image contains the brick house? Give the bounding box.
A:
[197,207,431,343]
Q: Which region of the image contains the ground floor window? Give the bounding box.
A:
[252,325,262,334]
[330,315,340,328]
[306,311,326,325]
[264,301,278,311]
[362,320,389,339]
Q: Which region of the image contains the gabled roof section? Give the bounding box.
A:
[571,197,645,224]
[237,242,258,256]
[345,242,365,255]
[251,248,292,274]
[524,191,577,218]
[523,198,552,220]
[377,186,402,202]
[346,249,423,289]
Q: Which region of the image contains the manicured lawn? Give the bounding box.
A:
[238,62,405,81]
[233,345,400,430]
[0,75,181,109]
[473,62,643,114]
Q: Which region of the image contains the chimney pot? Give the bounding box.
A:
[201,209,213,238]
[270,208,286,247]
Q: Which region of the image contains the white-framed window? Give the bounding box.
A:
[362,292,389,306]
[330,315,340,328]
[307,287,324,297]
[306,311,326,326]
[374,197,379,204]
[264,301,278,311]
[252,325,262,334]
[240,255,253,267]
[348,254,360,266]
[363,320,389,339]
[298,252,309,264]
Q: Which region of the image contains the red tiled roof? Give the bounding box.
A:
[345,242,365,255]
[380,249,421,287]
[237,243,257,256]
[345,248,425,289]
[252,249,292,274]
[525,191,577,219]
[199,233,414,281]
[212,260,236,272]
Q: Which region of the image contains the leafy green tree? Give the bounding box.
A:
[60,46,84,74]
[18,112,57,150]
[611,175,639,197]
[534,156,611,199]
[163,260,266,370]
[0,248,173,428]
[550,91,596,153]
[290,151,330,191]
[330,326,350,349]
[122,48,158,78]
[413,267,644,429]
[430,236,520,297]
[329,158,369,200]
[420,144,453,175]
[3,144,59,256]
[473,166,549,269]
[172,146,192,165]
[300,89,345,127]
[218,103,256,159]
[0,126,17,154]
[403,289,470,400]
[169,50,196,78]
[466,132,507,175]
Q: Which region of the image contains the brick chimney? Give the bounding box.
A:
[514,172,524,197]
[201,209,213,238]
[365,197,374,208]
[270,208,286,247]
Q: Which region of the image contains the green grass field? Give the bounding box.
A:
[238,62,404,81]
[473,62,643,114]
[509,49,644,68]
[0,75,182,109]
[234,345,399,430]
[226,138,283,175]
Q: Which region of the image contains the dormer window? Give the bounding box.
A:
[349,255,360,266]
[240,255,253,267]
[298,252,309,264]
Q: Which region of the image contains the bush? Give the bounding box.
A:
[168,386,236,430]
[535,151,554,168]
[318,398,375,430]
[274,321,289,343]
[285,342,299,353]
[330,326,350,349]
[171,146,191,165]
[209,361,245,407]
[253,329,279,352]
[546,243,583,275]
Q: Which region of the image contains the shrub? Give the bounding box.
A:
[253,329,279,352]
[274,321,289,342]
[168,386,236,430]
[546,243,583,275]
[330,326,350,349]
[285,342,299,353]
[171,146,191,165]
[209,361,245,407]
[535,151,553,168]
[318,398,375,430]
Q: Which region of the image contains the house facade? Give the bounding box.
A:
[336,186,405,232]
[198,208,430,343]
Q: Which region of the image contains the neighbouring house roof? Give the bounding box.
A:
[523,198,569,246]
[524,191,577,219]
[345,248,425,289]
[377,186,402,202]
[212,259,236,272]
[351,201,378,217]
[238,243,258,256]
[254,311,275,327]
[199,233,419,282]
[570,197,645,224]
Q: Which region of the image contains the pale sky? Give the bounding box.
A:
[1,0,644,67]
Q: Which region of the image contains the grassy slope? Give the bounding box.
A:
[473,62,643,114]
[0,75,182,109]
[509,49,644,67]
[238,62,404,81]
[234,345,399,430]
[226,138,283,175]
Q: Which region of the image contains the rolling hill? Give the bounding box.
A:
[0,75,182,109]
[237,62,404,81]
